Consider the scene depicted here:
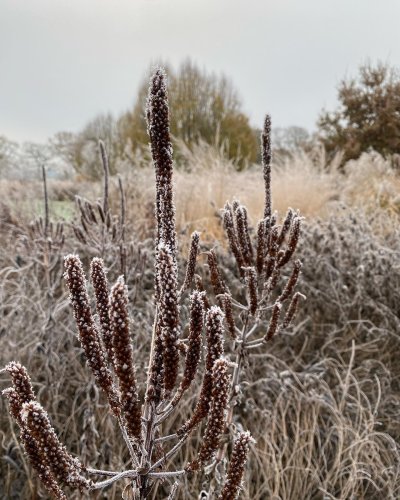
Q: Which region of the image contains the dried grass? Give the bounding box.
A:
[1,145,400,498]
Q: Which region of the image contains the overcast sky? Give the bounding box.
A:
[1,0,400,143]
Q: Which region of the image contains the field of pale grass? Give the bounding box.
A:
[1,146,400,498]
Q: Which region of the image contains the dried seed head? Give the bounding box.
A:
[183,291,205,385]
[3,389,66,498]
[278,216,301,268]
[262,115,272,220]
[256,219,266,276]
[244,267,258,316]
[194,275,211,310]
[218,431,252,500]
[21,427,67,499]
[207,250,228,297]
[235,206,253,267]
[178,306,225,436]
[21,401,91,491]
[266,301,282,341]
[282,291,305,329]
[277,208,294,247]
[90,258,114,367]
[72,225,87,244]
[186,358,230,471]
[85,201,97,224]
[2,387,23,423]
[171,291,205,407]
[157,241,180,394]
[262,267,281,303]
[110,276,142,440]
[147,68,177,259]
[267,225,279,258]
[223,204,245,276]
[180,231,200,294]
[278,259,302,303]
[96,201,106,223]
[4,361,35,405]
[64,254,120,416]
[222,293,236,340]
[205,306,225,372]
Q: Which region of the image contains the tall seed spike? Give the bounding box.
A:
[223,205,245,276]
[3,389,67,499]
[235,206,253,266]
[278,216,301,268]
[21,401,91,491]
[262,115,272,220]
[244,267,258,315]
[180,231,200,294]
[186,358,231,471]
[110,276,142,440]
[207,250,228,297]
[146,68,177,260]
[278,259,302,303]
[170,291,205,407]
[265,301,282,341]
[64,254,120,416]
[222,293,237,340]
[256,219,266,276]
[90,258,114,367]
[178,306,224,436]
[218,431,253,500]
[146,68,179,403]
[282,291,305,329]
[157,242,180,395]
[277,208,294,247]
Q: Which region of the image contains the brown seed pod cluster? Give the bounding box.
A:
[90,257,114,365]
[178,305,225,436]
[157,241,180,395]
[170,290,205,407]
[218,431,252,500]
[2,364,88,498]
[3,388,67,499]
[186,358,231,471]
[21,401,91,491]
[214,115,305,350]
[63,254,120,415]
[110,277,142,440]
[180,231,200,295]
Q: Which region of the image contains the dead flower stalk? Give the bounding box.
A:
[2,68,303,499]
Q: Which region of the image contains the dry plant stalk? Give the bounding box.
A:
[2,69,259,499]
[203,114,306,464]
[8,165,67,322]
[19,165,65,294]
[26,165,65,253]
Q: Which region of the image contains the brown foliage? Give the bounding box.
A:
[319,62,400,164]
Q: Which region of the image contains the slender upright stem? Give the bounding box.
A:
[41,164,49,237]
[118,175,126,242]
[99,140,110,215]
[118,417,139,468]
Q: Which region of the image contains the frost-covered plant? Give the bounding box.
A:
[202,114,306,449]
[1,69,254,499]
[72,141,146,282]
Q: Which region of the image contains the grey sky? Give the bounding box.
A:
[1,0,400,142]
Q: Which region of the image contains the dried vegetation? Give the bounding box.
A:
[1,70,400,499]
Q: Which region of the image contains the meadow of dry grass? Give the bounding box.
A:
[1,146,400,499]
